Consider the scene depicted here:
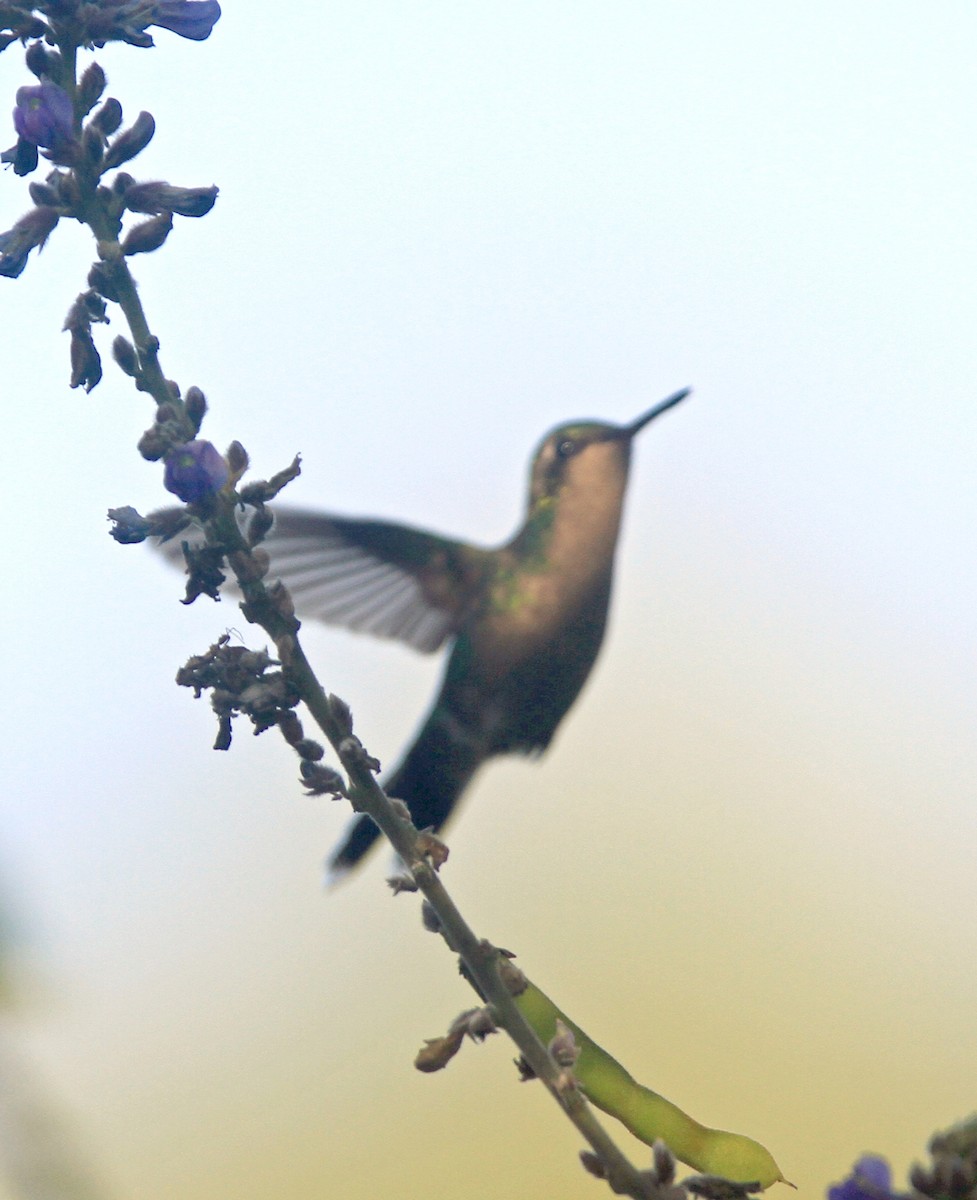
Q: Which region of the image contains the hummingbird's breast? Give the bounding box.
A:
[444,469,629,757]
[452,569,614,756]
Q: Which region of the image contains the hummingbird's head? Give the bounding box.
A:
[527,388,691,510]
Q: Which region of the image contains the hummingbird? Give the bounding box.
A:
[163,388,689,878]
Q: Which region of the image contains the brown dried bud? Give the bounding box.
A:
[420,901,440,933]
[579,1152,607,1180]
[337,736,381,775]
[386,872,418,895]
[299,761,347,799]
[67,325,102,392]
[514,1056,536,1082]
[389,797,411,821]
[414,1031,464,1074]
[448,1007,497,1042]
[548,1019,579,1068]
[652,1140,677,1186]
[267,580,296,620]
[414,830,449,869]
[214,714,232,752]
[496,955,528,997]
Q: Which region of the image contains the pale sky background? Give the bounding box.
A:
[1,5,976,1199]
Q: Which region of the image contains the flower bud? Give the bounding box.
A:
[28,179,60,207]
[77,63,107,116]
[145,507,192,541]
[120,211,172,256]
[0,206,59,278]
[103,110,155,169]
[112,335,139,377]
[138,426,168,461]
[90,97,123,136]
[277,710,304,745]
[25,42,61,82]
[80,122,104,166]
[326,694,354,737]
[299,761,347,798]
[249,548,270,578]
[247,505,274,546]
[124,180,218,217]
[88,260,123,302]
[225,440,249,477]
[579,1153,606,1181]
[268,580,296,621]
[652,1140,676,1187]
[184,385,207,430]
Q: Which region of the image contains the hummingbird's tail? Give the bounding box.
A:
[325,709,485,884]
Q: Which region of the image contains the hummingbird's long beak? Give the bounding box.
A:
[625,387,692,438]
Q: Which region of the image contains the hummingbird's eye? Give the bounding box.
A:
[556,437,576,459]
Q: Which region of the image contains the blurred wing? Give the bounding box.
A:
[151,505,491,654]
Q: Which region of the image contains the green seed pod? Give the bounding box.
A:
[513,981,788,1189]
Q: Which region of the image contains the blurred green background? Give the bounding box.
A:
[1,4,975,1198]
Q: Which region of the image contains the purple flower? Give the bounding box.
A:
[13,82,73,149]
[164,440,228,503]
[151,1,222,41]
[828,1156,897,1200]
